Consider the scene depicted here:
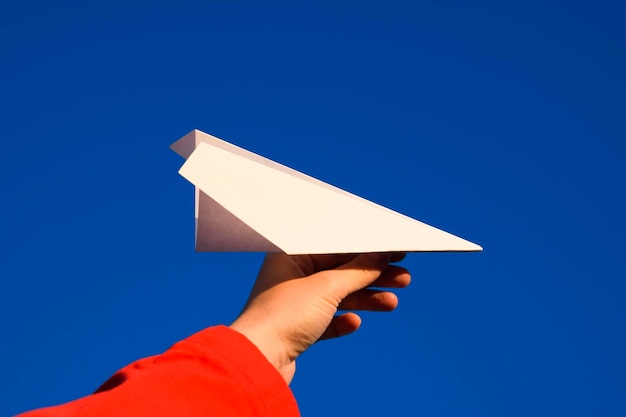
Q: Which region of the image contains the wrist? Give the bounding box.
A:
[229,317,295,384]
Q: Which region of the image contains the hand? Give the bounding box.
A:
[229,252,411,384]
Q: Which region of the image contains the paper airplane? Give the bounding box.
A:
[171,129,482,254]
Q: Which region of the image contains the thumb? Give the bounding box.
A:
[330,253,392,297]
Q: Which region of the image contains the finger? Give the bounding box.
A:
[289,254,358,276]
[310,254,358,271]
[311,252,405,272]
[257,252,306,283]
[390,252,407,263]
[314,252,405,269]
[369,265,411,288]
[328,253,392,296]
[338,289,399,311]
[320,312,362,340]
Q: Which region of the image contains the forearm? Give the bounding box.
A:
[17,326,300,417]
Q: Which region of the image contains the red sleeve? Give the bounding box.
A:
[17,326,300,417]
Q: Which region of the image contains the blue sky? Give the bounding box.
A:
[1,1,625,416]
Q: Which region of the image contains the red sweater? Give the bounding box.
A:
[18,326,300,417]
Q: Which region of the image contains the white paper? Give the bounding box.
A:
[171,129,482,254]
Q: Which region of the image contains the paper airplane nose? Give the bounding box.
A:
[171,129,482,254]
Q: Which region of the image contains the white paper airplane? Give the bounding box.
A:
[171,129,482,254]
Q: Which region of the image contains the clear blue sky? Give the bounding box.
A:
[1,1,625,416]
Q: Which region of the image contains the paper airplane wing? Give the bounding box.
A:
[171,129,482,254]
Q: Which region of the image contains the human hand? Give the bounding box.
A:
[229,252,410,384]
